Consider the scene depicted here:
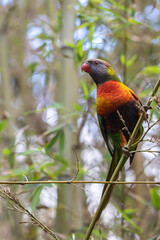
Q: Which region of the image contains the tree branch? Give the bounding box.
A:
[0,180,159,185]
[0,187,60,240]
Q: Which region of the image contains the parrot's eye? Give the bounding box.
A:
[94,61,99,65]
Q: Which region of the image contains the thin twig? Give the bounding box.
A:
[0,187,60,240]
[69,146,80,182]
[130,150,160,154]
[141,118,160,141]
[126,154,158,186]
[0,180,158,185]
[117,110,131,137]
[131,118,160,148]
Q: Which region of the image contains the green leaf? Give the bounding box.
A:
[37,42,47,51]
[115,205,142,233]
[52,102,64,110]
[150,188,160,210]
[77,22,92,29]
[31,185,43,212]
[65,41,75,48]
[62,111,79,119]
[52,154,69,177]
[139,88,152,98]
[102,7,128,23]
[45,132,60,154]
[73,103,83,112]
[76,38,86,47]
[3,147,10,156]
[124,208,138,215]
[120,55,137,67]
[152,108,160,119]
[10,168,28,176]
[107,0,130,12]
[89,0,102,3]
[0,168,28,179]
[126,55,137,67]
[0,120,7,132]
[54,154,69,165]
[77,43,83,58]
[128,18,141,25]
[131,8,136,18]
[82,80,89,99]
[53,166,68,177]
[142,66,160,76]
[40,162,56,171]
[25,102,64,116]
[36,32,54,41]
[17,149,40,156]
[27,62,37,74]
[120,54,126,65]
[89,25,94,49]
[75,39,85,60]
[45,123,66,135]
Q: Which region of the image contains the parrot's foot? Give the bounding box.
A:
[143,105,152,112]
[122,145,131,157]
[142,105,151,120]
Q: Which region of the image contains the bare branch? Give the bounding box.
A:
[0,187,60,240]
[0,180,158,185]
[117,110,131,137]
[130,117,160,148]
[141,118,160,141]
[69,146,80,182]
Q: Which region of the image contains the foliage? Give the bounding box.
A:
[0,0,159,239]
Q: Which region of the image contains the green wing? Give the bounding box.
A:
[97,113,114,157]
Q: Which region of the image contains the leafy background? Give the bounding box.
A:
[0,0,160,239]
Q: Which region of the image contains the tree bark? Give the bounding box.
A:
[55,0,83,234]
[0,5,13,139]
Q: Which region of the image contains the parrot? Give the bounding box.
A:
[81,59,144,212]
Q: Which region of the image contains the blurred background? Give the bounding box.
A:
[0,0,160,239]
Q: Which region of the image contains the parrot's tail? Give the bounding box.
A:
[96,148,121,222]
[102,148,120,196]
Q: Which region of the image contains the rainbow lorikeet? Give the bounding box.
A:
[81,59,143,208]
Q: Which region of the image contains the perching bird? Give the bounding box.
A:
[81,59,143,212]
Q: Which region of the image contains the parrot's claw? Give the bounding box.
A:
[122,145,131,157]
[143,105,152,112]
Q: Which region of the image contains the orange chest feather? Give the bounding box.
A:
[97,81,134,116]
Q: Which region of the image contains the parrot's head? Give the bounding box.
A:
[81,59,120,85]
